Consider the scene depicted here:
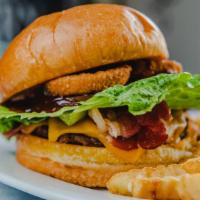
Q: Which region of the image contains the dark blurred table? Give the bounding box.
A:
[0,182,42,200]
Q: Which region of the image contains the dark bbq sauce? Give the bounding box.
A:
[4,58,180,113]
[4,86,91,113]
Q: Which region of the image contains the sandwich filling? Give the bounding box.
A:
[1,58,200,161]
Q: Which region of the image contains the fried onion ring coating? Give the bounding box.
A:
[46,65,132,96]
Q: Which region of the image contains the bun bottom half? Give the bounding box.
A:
[16,134,198,187]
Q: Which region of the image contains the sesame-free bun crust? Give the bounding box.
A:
[16,135,137,187]
[0,4,168,103]
[16,135,195,187]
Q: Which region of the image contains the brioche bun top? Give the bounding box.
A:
[0,4,168,103]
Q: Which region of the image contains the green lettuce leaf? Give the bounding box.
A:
[1,72,200,133]
[0,106,75,132]
[166,74,200,109]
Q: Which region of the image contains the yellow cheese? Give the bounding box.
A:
[21,121,47,134]
[21,118,144,163]
[48,118,144,163]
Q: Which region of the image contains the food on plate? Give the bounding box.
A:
[46,65,132,96]
[107,157,200,199]
[1,4,200,193]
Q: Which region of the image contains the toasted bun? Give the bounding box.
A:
[0,4,168,103]
[16,135,136,187]
[16,134,195,187]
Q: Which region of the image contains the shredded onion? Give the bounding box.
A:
[88,108,107,132]
[88,108,122,137]
[105,119,121,138]
[163,112,187,143]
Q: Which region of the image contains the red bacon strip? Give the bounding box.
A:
[118,112,141,138]
[138,127,168,149]
[112,102,170,150]
[4,125,23,139]
[111,136,138,150]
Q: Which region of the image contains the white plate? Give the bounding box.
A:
[0,113,199,200]
[0,146,137,200]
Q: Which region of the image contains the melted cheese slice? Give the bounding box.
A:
[22,119,144,163]
[21,121,47,134]
[48,118,144,163]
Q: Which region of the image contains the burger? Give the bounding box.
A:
[0,4,200,188]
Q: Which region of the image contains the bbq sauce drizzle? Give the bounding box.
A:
[5,86,90,113]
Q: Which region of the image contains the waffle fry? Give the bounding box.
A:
[107,157,200,199]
